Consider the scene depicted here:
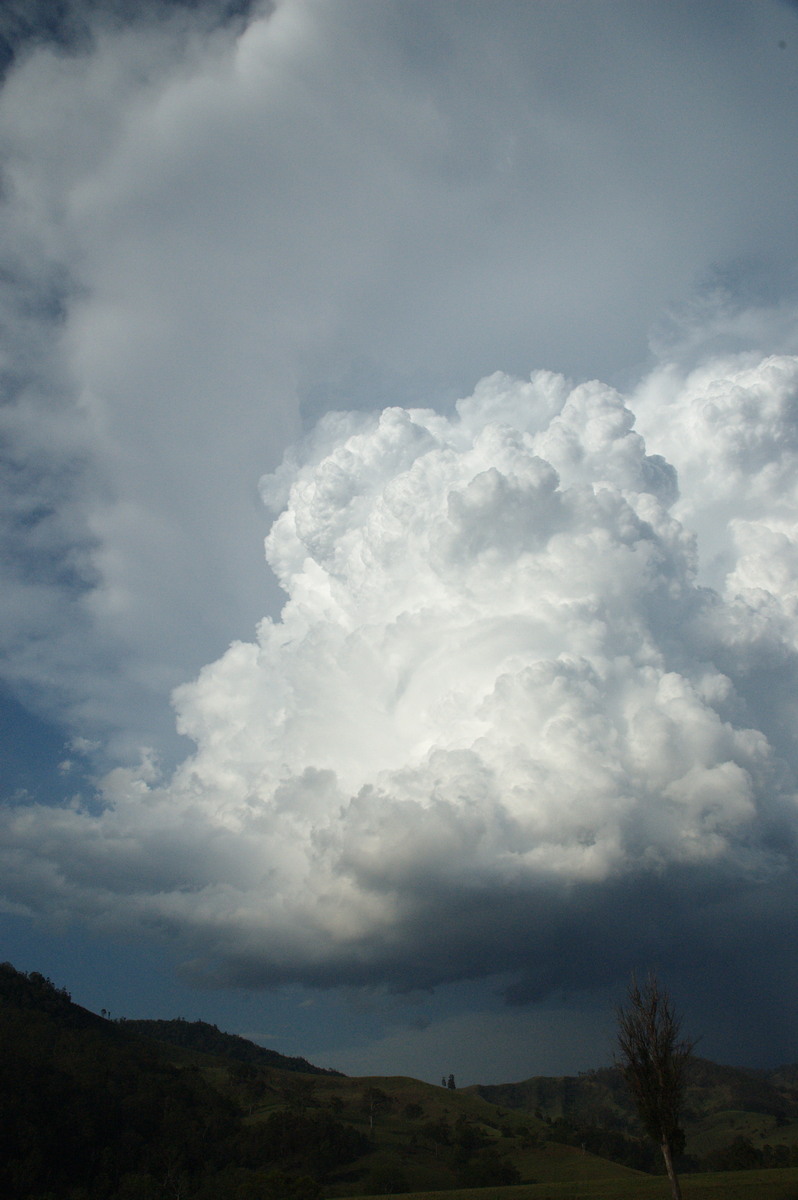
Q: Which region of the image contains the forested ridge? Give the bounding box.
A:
[120,1017,343,1077]
[0,962,354,1199]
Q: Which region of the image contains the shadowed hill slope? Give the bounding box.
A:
[121,1016,343,1076]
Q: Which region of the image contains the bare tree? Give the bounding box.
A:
[361,1086,392,1132]
[615,972,695,1200]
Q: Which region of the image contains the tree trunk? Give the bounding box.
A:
[660,1139,682,1200]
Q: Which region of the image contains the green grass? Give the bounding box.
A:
[687,1108,798,1158]
[344,1166,798,1200]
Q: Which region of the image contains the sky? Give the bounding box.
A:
[2,0,798,1086]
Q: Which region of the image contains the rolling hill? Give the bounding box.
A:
[3,959,798,1199]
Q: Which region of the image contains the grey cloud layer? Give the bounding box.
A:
[3,358,797,1001]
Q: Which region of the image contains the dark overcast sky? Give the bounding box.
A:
[2,0,798,1084]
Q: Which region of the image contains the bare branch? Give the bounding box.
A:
[615,971,695,1200]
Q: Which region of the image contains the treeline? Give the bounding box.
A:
[120,1017,342,1077]
[703,1136,798,1172]
[545,1116,664,1173]
[391,1107,522,1190]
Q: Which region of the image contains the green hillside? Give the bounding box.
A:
[473,1058,798,1173]
[474,1058,798,1129]
[3,959,798,1199]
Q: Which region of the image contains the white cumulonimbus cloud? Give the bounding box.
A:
[3,0,798,774]
[2,354,797,993]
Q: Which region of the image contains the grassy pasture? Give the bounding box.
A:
[348,1165,798,1200]
[687,1108,798,1158]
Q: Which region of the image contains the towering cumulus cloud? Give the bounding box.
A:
[3,354,797,1001]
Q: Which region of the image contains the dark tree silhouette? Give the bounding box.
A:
[615,972,695,1200]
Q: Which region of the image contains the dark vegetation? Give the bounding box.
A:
[0,962,351,1199]
[475,1059,798,1176]
[3,960,798,1199]
[615,972,695,1198]
[121,1017,343,1077]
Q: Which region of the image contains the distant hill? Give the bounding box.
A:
[471,1058,798,1173]
[472,1058,798,1129]
[121,1017,343,1076]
